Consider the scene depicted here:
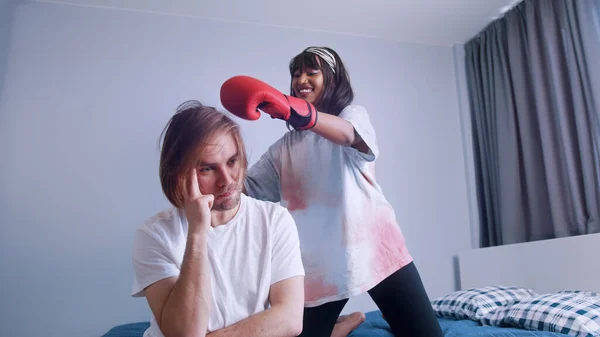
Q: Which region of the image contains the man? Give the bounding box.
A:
[131,101,305,337]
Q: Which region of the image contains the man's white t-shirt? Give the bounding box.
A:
[245,105,413,307]
[131,194,304,336]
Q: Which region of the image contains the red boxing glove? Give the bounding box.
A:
[220,75,317,130]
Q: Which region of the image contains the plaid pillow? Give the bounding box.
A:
[431,285,537,320]
[558,290,600,298]
[481,293,600,337]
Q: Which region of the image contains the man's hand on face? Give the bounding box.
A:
[183,168,214,235]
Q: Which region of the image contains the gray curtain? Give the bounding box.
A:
[465,0,600,247]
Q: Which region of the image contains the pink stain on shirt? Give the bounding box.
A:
[304,273,339,303]
[360,283,372,293]
[281,176,307,211]
[371,205,412,280]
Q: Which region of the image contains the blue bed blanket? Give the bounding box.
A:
[348,311,572,337]
[102,310,573,337]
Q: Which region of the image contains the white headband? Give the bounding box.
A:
[305,47,336,73]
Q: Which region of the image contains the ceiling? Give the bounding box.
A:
[32,0,522,46]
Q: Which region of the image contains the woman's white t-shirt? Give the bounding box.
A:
[245,105,412,307]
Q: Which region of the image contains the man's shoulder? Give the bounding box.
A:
[137,207,182,237]
[242,194,290,220]
[243,194,285,211]
[240,195,297,240]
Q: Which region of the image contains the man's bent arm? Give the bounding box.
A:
[145,233,212,337]
[208,276,304,337]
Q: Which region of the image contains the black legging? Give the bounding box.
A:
[298,262,444,337]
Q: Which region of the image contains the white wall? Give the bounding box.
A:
[0,0,17,97]
[0,2,474,337]
[452,44,480,249]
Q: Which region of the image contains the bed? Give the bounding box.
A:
[102,233,600,337]
[101,311,578,337]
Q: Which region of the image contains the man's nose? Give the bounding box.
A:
[219,170,234,186]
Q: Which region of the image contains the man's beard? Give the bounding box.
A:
[212,185,241,211]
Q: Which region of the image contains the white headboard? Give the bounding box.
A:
[458,233,600,293]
